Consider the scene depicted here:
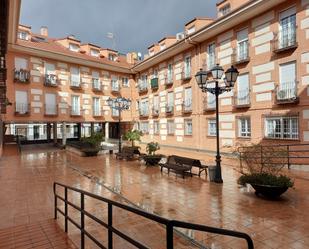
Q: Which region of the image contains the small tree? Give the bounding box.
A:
[81,132,104,149]
[146,142,160,155]
[123,130,143,147]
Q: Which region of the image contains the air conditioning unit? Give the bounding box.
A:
[176,32,185,41]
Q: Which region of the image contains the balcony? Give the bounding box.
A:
[164,76,173,86]
[14,103,30,116]
[203,97,216,111]
[275,81,299,104]
[70,81,82,90]
[70,107,83,117]
[181,70,191,82]
[111,110,120,118]
[44,74,58,87]
[273,28,297,53]
[150,78,159,90]
[14,69,30,83]
[44,104,58,116]
[165,105,174,115]
[182,100,192,113]
[139,109,149,118]
[233,42,250,65]
[92,78,102,92]
[138,83,148,93]
[152,107,159,117]
[111,83,120,93]
[234,90,250,108]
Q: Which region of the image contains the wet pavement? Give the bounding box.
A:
[0,144,309,248]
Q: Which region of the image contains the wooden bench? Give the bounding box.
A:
[115,146,135,160]
[159,155,208,178]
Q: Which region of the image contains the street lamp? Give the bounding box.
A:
[195,64,239,183]
[107,97,131,153]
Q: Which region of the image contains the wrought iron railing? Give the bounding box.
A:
[54,182,254,249]
[276,81,298,102]
[203,96,216,110]
[138,82,148,93]
[44,74,58,86]
[139,108,149,117]
[14,103,30,115]
[152,107,159,116]
[182,100,192,112]
[234,41,249,63]
[92,78,102,91]
[165,105,174,114]
[14,69,30,83]
[273,27,297,52]
[44,104,58,115]
[235,89,250,106]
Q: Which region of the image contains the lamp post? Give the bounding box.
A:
[107,97,131,153]
[195,64,239,183]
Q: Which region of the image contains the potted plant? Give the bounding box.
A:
[237,144,294,199]
[123,129,143,154]
[80,132,104,156]
[142,142,164,166]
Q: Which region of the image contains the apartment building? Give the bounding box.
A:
[2,0,309,154]
[132,0,309,153]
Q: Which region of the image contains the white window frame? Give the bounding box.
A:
[207,43,216,70]
[69,43,79,52]
[154,121,159,135]
[238,117,251,138]
[184,119,193,135]
[208,119,216,136]
[93,97,100,116]
[122,77,129,87]
[265,116,299,140]
[184,56,191,78]
[167,120,175,135]
[90,49,99,57]
[70,67,80,86]
[167,64,173,83]
[71,95,80,115]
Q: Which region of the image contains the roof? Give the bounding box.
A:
[16,34,131,69]
[185,17,213,27]
[158,36,176,44]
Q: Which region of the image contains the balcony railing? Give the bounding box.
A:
[138,82,148,93]
[276,81,298,104]
[44,104,58,116]
[165,105,174,115]
[181,69,191,81]
[111,110,120,117]
[203,97,216,111]
[44,74,58,87]
[93,108,102,117]
[273,27,297,53]
[70,107,83,116]
[152,107,159,116]
[70,80,82,89]
[111,83,120,93]
[14,103,30,115]
[150,78,159,90]
[234,89,250,107]
[182,100,192,113]
[14,69,30,83]
[233,41,250,64]
[92,78,102,91]
[139,108,149,117]
[165,75,173,86]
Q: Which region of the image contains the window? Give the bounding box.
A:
[208,119,216,136]
[111,77,119,91]
[139,98,149,116]
[167,64,173,83]
[17,31,29,40]
[149,50,154,56]
[265,116,298,139]
[238,117,251,137]
[167,120,175,135]
[187,26,196,35]
[219,4,231,17]
[15,57,28,70]
[185,119,193,135]
[236,74,250,106]
[108,54,116,61]
[15,91,28,114]
[139,75,148,90]
[71,96,80,115]
[92,71,100,89]
[45,93,57,115]
[278,61,296,100]
[184,56,191,78]
[206,82,216,109]
[154,121,159,134]
[140,122,149,134]
[160,43,166,51]
[112,108,119,117]
[70,67,80,86]
[122,77,129,87]
[69,43,79,52]
[279,7,296,49]
[93,97,100,116]
[184,87,192,111]
[153,95,159,114]
[237,29,249,61]
[207,43,216,70]
[90,49,99,57]
[167,92,174,112]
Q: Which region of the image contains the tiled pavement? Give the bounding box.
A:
[0,144,309,248]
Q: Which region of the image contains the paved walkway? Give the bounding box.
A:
[0,144,309,248]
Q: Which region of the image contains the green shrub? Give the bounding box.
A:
[123,130,143,147]
[81,132,104,148]
[146,142,160,155]
[238,173,294,188]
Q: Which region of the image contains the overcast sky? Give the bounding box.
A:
[20,0,217,54]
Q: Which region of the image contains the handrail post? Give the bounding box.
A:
[108,203,113,249]
[65,187,68,233]
[166,222,174,249]
[81,193,85,249]
[53,183,57,220]
[287,145,290,169]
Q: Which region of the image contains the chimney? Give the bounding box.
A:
[40,26,48,37]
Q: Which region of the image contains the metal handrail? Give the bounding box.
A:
[54,182,254,249]
[238,143,309,170]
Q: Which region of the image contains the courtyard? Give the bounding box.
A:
[0,144,308,248]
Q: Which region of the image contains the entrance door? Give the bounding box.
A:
[33,125,40,140]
